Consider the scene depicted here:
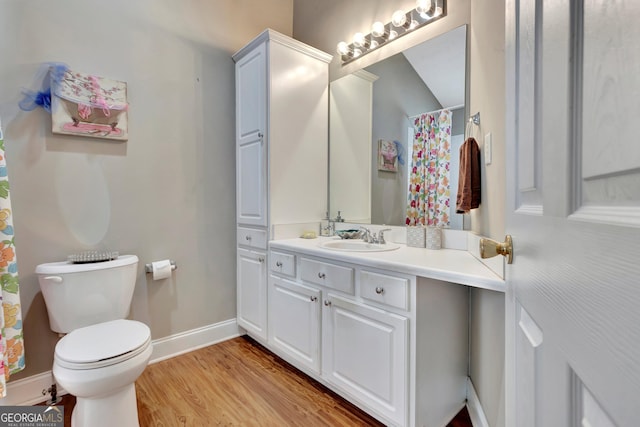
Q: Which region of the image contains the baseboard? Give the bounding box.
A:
[0,371,64,406]
[150,318,241,364]
[0,319,241,406]
[466,377,490,427]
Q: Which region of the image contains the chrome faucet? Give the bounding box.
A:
[359,226,373,243]
[378,228,392,244]
[360,227,392,244]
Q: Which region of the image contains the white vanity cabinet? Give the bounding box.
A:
[268,277,321,374]
[319,266,410,426]
[233,29,331,343]
[268,250,321,374]
[235,42,267,227]
[266,247,468,427]
[322,292,408,426]
[236,227,268,340]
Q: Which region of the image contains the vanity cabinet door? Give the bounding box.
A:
[236,40,266,149]
[268,277,321,374]
[322,294,408,427]
[235,40,267,227]
[237,248,267,341]
[236,130,267,227]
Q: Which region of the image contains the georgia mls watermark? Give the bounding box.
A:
[0,406,63,427]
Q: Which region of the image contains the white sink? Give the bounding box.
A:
[320,240,401,252]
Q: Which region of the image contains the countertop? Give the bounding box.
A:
[269,237,505,292]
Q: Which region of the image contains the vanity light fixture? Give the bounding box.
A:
[371,21,398,42]
[336,0,446,64]
[416,0,443,18]
[353,32,377,50]
[391,10,409,28]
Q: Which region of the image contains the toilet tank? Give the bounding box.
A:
[36,255,139,334]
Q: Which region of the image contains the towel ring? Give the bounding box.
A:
[466,112,481,139]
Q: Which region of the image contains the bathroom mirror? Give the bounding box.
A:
[329,25,468,229]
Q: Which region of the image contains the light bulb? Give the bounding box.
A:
[336,41,350,56]
[433,4,443,17]
[353,32,367,48]
[391,10,407,28]
[371,21,386,38]
[419,0,442,19]
[415,0,432,15]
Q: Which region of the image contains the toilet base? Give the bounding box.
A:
[71,383,140,427]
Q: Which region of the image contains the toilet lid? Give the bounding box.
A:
[55,319,150,368]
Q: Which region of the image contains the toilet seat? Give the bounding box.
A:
[55,319,151,370]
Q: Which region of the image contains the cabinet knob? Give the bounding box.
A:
[276,261,283,267]
[258,257,265,263]
[375,287,384,295]
[258,132,264,138]
[310,296,318,302]
[318,272,326,279]
[324,300,332,306]
[245,235,252,241]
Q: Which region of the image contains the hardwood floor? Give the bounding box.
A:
[42,336,472,426]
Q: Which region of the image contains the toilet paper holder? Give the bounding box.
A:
[144,260,177,274]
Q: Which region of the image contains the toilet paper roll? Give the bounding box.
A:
[151,260,172,280]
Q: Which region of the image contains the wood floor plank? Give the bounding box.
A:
[135,337,384,426]
[40,335,472,426]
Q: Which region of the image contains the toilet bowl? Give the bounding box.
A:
[52,319,152,427]
[36,255,151,427]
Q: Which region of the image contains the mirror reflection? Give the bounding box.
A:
[329,25,467,229]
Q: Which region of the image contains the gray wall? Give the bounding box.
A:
[471,288,506,427]
[0,0,293,380]
[468,1,506,425]
[293,1,506,426]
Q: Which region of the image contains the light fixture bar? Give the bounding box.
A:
[336,0,447,65]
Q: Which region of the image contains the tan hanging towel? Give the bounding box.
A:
[456,137,481,213]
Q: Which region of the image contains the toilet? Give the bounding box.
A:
[36,254,152,427]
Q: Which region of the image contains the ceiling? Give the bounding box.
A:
[402,25,466,109]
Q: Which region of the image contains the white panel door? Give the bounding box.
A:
[235,41,267,227]
[236,133,267,226]
[235,41,266,146]
[237,248,267,341]
[505,1,640,426]
[268,277,321,374]
[322,294,408,427]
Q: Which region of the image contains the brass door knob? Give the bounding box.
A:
[479,235,513,264]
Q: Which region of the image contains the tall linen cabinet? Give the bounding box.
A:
[233,30,332,342]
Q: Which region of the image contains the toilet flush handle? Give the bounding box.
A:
[43,276,63,283]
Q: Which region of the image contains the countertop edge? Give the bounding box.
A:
[269,238,505,293]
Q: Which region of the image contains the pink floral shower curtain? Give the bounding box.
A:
[406,109,452,227]
[0,119,25,397]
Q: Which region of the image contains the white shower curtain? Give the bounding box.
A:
[0,118,25,397]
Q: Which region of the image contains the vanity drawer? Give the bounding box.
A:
[300,258,354,295]
[237,227,267,250]
[270,251,296,277]
[360,270,409,311]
